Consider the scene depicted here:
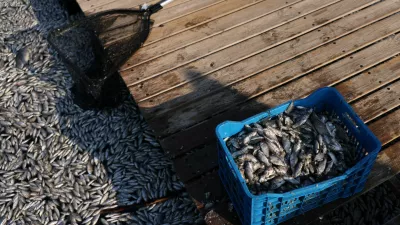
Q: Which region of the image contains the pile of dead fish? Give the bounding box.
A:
[0,0,201,224]
[225,102,358,194]
[315,181,400,225]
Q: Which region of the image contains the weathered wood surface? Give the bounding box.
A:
[75,0,400,224]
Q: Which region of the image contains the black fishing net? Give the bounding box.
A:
[48,8,155,109]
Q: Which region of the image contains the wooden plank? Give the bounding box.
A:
[351,81,400,123]
[174,81,400,182]
[149,0,225,25]
[120,0,303,69]
[146,19,400,137]
[81,0,189,15]
[144,0,266,45]
[140,11,400,118]
[128,0,400,101]
[368,109,400,145]
[162,55,400,158]
[122,0,342,83]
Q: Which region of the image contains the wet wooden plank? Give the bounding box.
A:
[120,0,302,69]
[147,23,400,137]
[128,0,398,101]
[162,55,400,158]
[174,81,400,182]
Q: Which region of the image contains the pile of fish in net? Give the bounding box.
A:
[314,181,400,225]
[0,0,201,224]
[226,102,358,194]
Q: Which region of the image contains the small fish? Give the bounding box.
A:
[269,155,286,167]
[317,158,327,175]
[249,136,264,145]
[324,160,334,174]
[16,46,31,69]
[293,140,302,153]
[325,122,336,137]
[310,112,329,135]
[231,146,252,158]
[259,167,275,183]
[290,151,298,172]
[256,151,271,167]
[314,140,320,154]
[243,131,257,145]
[293,162,303,178]
[237,154,258,163]
[314,153,325,162]
[285,101,295,114]
[282,136,292,154]
[259,142,269,157]
[292,109,313,128]
[274,165,288,175]
[328,152,338,165]
[270,176,285,190]
[283,176,300,185]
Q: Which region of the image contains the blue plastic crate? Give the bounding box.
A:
[216,87,381,225]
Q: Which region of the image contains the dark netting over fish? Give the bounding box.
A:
[226,101,358,194]
[47,3,165,109]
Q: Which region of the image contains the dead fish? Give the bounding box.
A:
[270,176,285,190]
[325,160,334,175]
[244,162,254,183]
[243,131,257,145]
[259,167,275,183]
[285,101,295,114]
[293,140,302,153]
[269,155,286,167]
[249,136,264,145]
[290,151,298,172]
[328,152,338,165]
[237,154,258,163]
[16,46,31,69]
[231,146,252,158]
[282,136,292,154]
[274,165,288,175]
[283,176,300,185]
[314,153,325,162]
[293,162,303,178]
[259,142,269,157]
[292,108,313,128]
[325,122,336,137]
[310,112,329,135]
[317,158,327,175]
[256,151,271,167]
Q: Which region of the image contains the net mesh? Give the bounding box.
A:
[48,9,152,109]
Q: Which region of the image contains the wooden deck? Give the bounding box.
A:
[76,0,400,224]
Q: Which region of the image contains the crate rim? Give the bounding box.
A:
[215,87,381,200]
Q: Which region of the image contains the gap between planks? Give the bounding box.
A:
[123,0,342,75]
[145,29,400,137]
[131,0,400,102]
[162,49,400,159]
[120,0,304,70]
